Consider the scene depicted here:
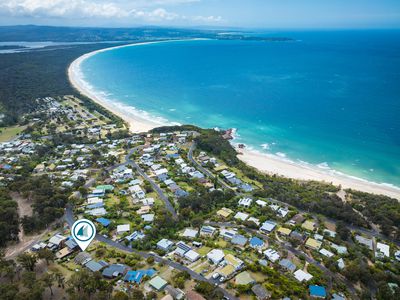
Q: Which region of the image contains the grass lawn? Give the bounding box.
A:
[193,261,210,274]
[248,271,266,283]
[216,239,228,248]
[0,125,26,142]
[223,249,236,255]
[48,263,74,278]
[197,246,211,256]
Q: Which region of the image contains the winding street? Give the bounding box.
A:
[125,147,178,219]
[65,205,238,300]
[188,142,234,191]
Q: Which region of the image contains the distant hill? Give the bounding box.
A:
[0,25,218,42]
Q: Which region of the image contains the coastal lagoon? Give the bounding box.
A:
[76,31,400,188]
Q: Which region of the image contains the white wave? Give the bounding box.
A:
[317,162,331,170]
[261,143,270,150]
[276,152,287,158]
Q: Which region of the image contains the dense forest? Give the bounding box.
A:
[10,176,69,234]
[0,42,125,125]
[0,189,19,247]
[346,189,400,239]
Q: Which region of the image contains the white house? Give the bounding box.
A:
[184,250,200,262]
[207,249,225,264]
[238,197,253,207]
[157,239,174,252]
[376,242,390,258]
[294,270,313,282]
[117,224,130,235]
[234,212,249,221]
[264,248,280,262]
[260,220,277,233]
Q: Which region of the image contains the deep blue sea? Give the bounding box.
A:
[80,30,400,187]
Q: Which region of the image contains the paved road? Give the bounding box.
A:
[65,206,237,300]
[206,221,358,297]
[125,148,178,219]
[188,142,234,191]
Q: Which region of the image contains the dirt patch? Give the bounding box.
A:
[5,193,57,259]
[11,192,33,218]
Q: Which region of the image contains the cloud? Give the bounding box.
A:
[0,0,222,24]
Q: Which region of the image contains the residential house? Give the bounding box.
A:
[102,264,128,278]
[294,269,313,282]
[234,212,249,221]
[148,276,168,291]
[157,239,174,252]
[264,249,280,262]
[305,238,322,250]
[238,197,253,207]
[207,249,225,264]
[260,220,277,233]
[116,224,130,235]
[279,259,296,272]
[309,285,327,298]
[235,271,255,285]
[200,225,216,236]
[252,284,271,300]
[249,237,265,250]
[355,235,373,250]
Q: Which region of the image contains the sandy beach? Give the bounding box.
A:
[68,42,400,200]
[68,40,200,133]
[238,147,400,199]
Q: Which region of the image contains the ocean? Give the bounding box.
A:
[79,30,400,187]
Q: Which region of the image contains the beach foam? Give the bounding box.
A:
[68,40,400,199]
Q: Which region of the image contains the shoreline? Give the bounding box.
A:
[68,40,400,199]
[68,39,207,133]
[237,147,400,199]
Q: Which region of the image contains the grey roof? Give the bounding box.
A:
[102,264,128,278]
[279,259,296,272]
[65,239,78,249]
[74,252,92,265]
[98,260,109,267]
[85,260,104,272]
[252,284,271,300]
[231,234,248,246]
[165,285,184,299]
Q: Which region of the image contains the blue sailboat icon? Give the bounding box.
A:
[77,225,88,237]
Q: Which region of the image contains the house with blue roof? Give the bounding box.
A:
[96,218,111,227]
[249,237,264,249]
[309,285,327,298]
[124,269,157,284]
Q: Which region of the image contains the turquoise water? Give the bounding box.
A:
[80,31,400,187]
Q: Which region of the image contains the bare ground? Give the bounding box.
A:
[5,193,49,259]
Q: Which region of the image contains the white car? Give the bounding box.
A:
[212,273,220,279]
[219,276,225,282]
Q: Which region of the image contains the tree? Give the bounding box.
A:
[21,271,37,289]
[0,283,19,300]
[54,271,65,289]
[146,291,157,300]
[130,288,144,300]
[336,221,350,241]
[41,272,55,297]
[112,291,129,300]
[17,252,38,271]
[37,248,55,265]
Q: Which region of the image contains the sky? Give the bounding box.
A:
[0,0,399,29]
